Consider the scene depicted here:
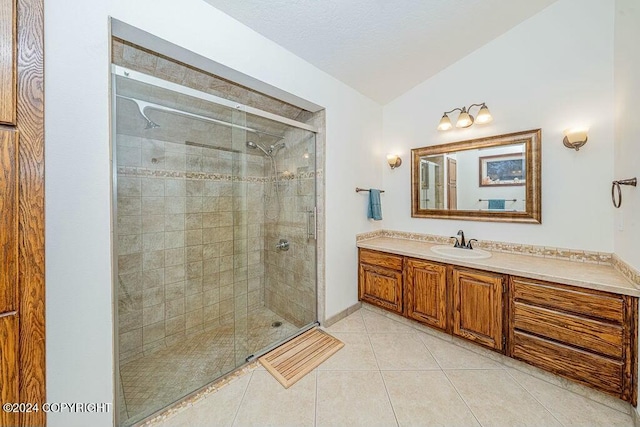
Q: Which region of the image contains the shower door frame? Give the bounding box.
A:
[110,63,321,426]
[112,65,319,134]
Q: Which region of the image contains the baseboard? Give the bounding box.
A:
[323,302,362,327]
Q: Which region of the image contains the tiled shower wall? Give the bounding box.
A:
[116,135,266,362]
[263,122,319,327]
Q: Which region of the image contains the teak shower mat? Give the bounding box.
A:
[259,327,344,388]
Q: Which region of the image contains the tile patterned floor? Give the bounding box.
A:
[120,307,298,426]
[152,306,635,427]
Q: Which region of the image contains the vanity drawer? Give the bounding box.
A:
[359,249,403,271]
[511,277,625,324]
[512,331,624,396]
[513,301,623,359]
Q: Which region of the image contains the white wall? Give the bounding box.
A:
[614,0,640,272]
[383,0,615,251]
[45,0,381,425]
[45,1,114,427]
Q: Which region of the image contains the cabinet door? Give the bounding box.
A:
[452,267,504,350]
[405,259,447,330]
[359,263,403,313]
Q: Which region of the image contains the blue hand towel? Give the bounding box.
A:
[367,189,383,220]
[488,199,505,210]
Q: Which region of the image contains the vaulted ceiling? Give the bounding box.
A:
[203,0,557,104]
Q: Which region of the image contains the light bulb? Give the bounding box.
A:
[456,111,473,128]
[475,105,493,124]
[437,114,453,131]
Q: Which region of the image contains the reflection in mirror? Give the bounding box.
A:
[419,144,526,211]
[412,129,541,223]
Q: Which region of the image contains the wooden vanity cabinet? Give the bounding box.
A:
[451,267,505,351]
[508,276,637,404]
[405,259,447,330]
[358,249,403,314]
[357,247,638,404]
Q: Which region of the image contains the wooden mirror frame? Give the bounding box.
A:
[411,129,541,223]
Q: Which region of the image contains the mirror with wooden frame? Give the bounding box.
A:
[411,129,541,223]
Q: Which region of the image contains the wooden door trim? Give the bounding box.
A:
[0,128,18,313]
[15,0,46,424]
[0,0,17,125]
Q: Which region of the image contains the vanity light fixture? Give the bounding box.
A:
[386,154,402,169]
[437,103,493,131]
[562,127,589,151]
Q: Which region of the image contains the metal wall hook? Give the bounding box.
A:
[612,177,637,208]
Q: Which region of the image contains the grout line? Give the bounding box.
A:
[230,370,253,426]
[365,313,400,427]
[440,369,485,427]
[418,334,487,426]
[439,367,505,371]
[415,332,444,370]
[503,369,566,427]
[314,369,318,427]
[379,371,401,427]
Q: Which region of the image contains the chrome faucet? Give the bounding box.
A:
[451,230,478,249]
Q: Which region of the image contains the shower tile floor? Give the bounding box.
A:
[152,306,634,427]
[119,306,298,426]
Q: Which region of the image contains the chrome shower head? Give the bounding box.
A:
[246,141,270,156]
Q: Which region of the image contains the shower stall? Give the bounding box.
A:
[112,63,318,426]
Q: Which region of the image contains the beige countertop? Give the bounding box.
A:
[357,237,640,297]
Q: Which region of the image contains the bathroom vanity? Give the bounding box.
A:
[357,237,639,405]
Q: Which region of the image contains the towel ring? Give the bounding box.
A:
[611,178,637,208]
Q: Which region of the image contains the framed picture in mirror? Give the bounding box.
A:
[479,153,525,187]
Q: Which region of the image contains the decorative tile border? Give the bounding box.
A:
[356,229,613,265]
[118,166,322,183]
[141,361,259,427]
[612,255,640,288]
[354,230,384,242]
[278,170,322,180]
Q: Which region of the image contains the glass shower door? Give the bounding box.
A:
[113,61,318,426]
[248,119,318,355]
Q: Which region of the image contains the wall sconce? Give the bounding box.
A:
[386,154,402,169]
[437,103,493,131]
[562,128,589,151]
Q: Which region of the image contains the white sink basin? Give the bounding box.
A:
[430,245,492,260]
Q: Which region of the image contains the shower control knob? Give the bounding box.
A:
[276,239,290,251]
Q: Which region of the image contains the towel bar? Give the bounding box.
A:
[356,187,385,193]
